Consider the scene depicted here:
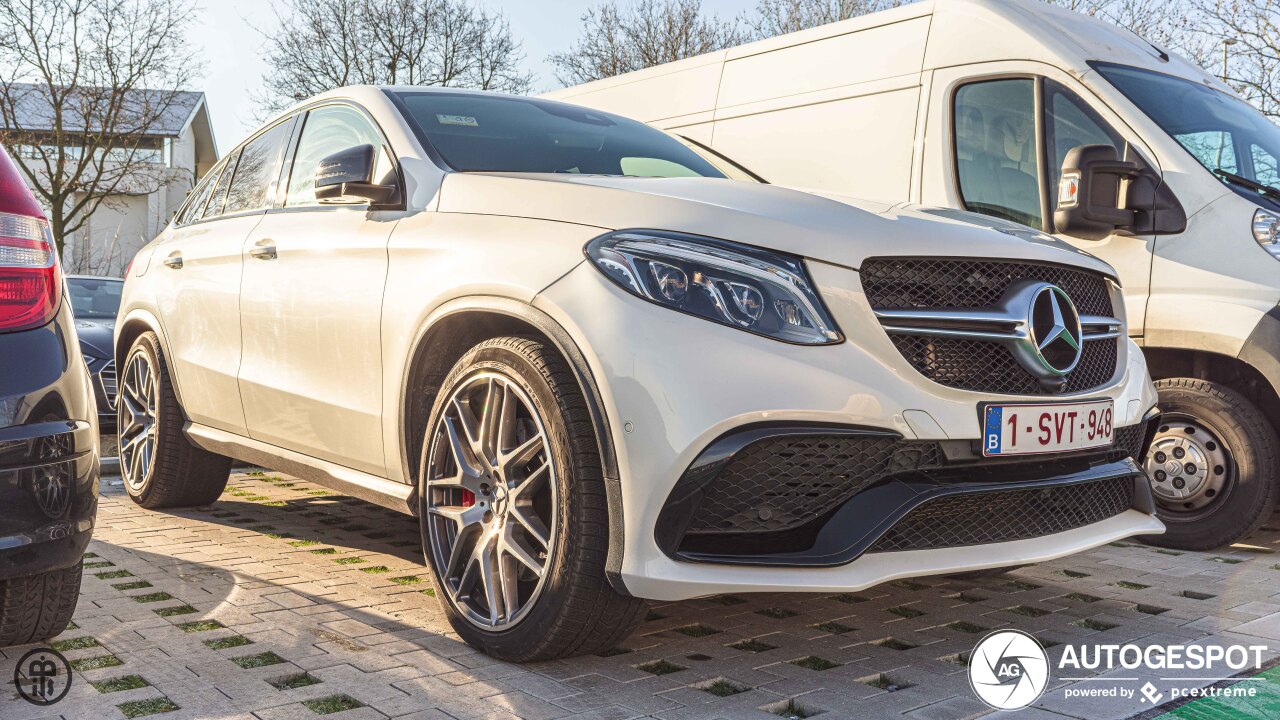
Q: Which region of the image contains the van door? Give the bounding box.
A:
[922,65,1158,337]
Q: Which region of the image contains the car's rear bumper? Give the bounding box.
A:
[0,305,99,580]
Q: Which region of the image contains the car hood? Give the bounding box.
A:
[75,318,115,360]
[437,173,1116,277]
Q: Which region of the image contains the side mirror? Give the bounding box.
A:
[314,144,399,205]
[1055,144,1186,240]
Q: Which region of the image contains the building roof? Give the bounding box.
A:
[1,83,207,138]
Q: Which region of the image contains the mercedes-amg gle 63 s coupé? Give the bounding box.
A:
[114,87,1163,660]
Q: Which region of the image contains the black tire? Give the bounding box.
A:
[1140,378,1279,550]
[418,336,645,661]
[0,562,82,647]
[119,332,232,509]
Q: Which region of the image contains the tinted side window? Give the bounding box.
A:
[177,164,223,226]
[1045,81,1124,210]
[286,105,390,207]
[202,150,240,220]
[225,120,294,214]
[954,79,1042,229]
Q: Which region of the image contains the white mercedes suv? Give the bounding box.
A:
[114,86,1163,661]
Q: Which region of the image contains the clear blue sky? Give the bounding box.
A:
[191,0,761,153]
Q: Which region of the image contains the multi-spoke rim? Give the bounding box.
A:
[424,372,557,630]
[1145,415,1233,515]
[118,350,159,492]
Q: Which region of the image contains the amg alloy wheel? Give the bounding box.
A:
[118,349,159,491]
[418,337,645,661]
[425,372,557,629]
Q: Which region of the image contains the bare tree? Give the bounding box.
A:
[1196,0,1280,118]
[259,0,533,114]
[750,0,910,37]
[0,0,201,257]
[549,0,750,86]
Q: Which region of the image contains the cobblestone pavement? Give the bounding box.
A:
[2,470,1277,720]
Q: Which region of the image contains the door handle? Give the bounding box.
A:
[162,252,183,269]
[249,239,277,260]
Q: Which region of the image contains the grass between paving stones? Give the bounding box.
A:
[132,592,174,603]
[638,660,686,675]
[204,635,253,650]
[71,655,123,671]
[730,638,777,653]
[302,694,363,715]
[1211,557,1244,564]
[1115,581,1150,590]
[154,605,197,617]
[863,673,914,691]
[84,560,114,569]
[812,621,855,635]
[886,605,925,618]
[1009,605,1050,618]
[946,621,988,634]
[874,637,917,651]
[832,593,869,604]
[95,569,133,579]
[309,547,338,555]
[64,621,78,631]
[333,557,365,565]
[91,675,149,693]
[269,672,322,690]
[232,651,286,668]
[288,539,320,547]
[51,636,100,651]
[113,580,152,590]
[359,565,390,574]
[1075,618,1119,631]
[117,697,178,718]
[791,656,840,671]
[769,698,817,718]
[756,607,799,619]
[388,575,422,585]
[1066,593,1102,603]
[420,587,436,597]
[706,595,747,606]
[702,679,747,697]
[672,624,720,637]
[1137,604,1171,615]
[178,620,225,632]
[1060,569,1091,578]
[1181,590,1217,600]
[1005,580,1042,591]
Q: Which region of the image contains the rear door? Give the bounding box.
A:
[237,102,401,476]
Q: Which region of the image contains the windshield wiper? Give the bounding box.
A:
[1213,168,1280,200]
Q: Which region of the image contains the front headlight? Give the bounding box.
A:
[1253,209,1280,256]
[585,230,842,345]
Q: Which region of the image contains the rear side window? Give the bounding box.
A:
[954,79,1042,229]
[285,105,391,207]
[202,150,239,221]
[225,120,294,214]
[176,164,223,225]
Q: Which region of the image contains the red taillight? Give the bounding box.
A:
[0,211,60,333]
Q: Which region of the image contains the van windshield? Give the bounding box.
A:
[390,91,731,180]
[1095,63,1280,194]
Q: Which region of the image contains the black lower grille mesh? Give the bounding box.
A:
[1110,423,1148,463]
[861,258,1115,317]
[687,436,943,534]
[868,475,1134,552]
[889,335,1118,395]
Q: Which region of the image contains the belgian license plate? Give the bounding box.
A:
[982,400,1114,456]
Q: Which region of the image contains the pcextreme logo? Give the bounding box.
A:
[969,630,1050,710]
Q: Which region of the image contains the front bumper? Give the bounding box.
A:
[535,260,1162,601]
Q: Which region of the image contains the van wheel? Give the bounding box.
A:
[118,332,232,509]
[1140,378,1278,550]
[0,562,82,647]
[418,337,646,661]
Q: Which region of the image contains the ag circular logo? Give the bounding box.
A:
[969,630,1049,710]
[13,647,72,706]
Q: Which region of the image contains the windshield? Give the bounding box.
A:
[1095,63,1280,190]
[66,277,123,319]
[391,92,729,179]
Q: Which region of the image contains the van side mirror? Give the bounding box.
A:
[1055,144,1186,240]
[314,144,399,205]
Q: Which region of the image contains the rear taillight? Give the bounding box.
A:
[0,212,60,332]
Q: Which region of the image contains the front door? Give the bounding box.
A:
[237,103,401,476]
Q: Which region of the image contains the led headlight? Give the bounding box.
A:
[586,230,842,345]
[1253,209,1280,257]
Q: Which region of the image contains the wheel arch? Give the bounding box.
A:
[1144,345,1280,445]
[115,309,186,408]
[398,297,630,594]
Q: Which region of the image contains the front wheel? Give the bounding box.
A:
[418,337,645,661]
[1140,378,1278,550]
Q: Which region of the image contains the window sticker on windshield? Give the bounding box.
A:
[436,114,478,127]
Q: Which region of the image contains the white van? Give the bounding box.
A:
[547,0,1280,550]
